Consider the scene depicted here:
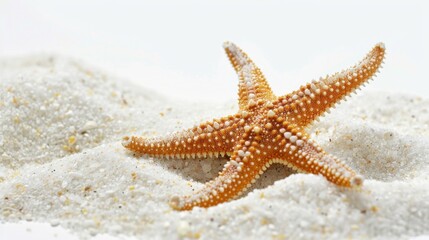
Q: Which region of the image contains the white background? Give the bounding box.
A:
[1,0,428,102]
[0,1,428,239]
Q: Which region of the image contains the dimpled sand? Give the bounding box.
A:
[0,55,428,239]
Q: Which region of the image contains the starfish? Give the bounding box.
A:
[122,42,385,210]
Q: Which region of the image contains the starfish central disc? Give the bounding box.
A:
[123,42,386,210]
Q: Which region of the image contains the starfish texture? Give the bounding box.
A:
[122,42,386,210]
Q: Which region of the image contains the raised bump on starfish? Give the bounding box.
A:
[123,42,385,210]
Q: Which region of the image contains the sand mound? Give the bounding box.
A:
[1,55,428,239]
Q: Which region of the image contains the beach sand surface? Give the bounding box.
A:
[1,56,428,239]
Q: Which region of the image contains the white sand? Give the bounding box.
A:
[1,55,428,239]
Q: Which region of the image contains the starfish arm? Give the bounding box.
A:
[275,134,363,187]
[278,43,386,127]
[122,116,243,159]
[169,131,267,210]
[223,42,276,110]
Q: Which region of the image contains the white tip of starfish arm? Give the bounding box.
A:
[351,174,364,187]
[169,196,183,210]
[223,41,239,54]
[122,136,132,147]
[223,41,250,67]
[376,42,385,50]
[223,41,234,49]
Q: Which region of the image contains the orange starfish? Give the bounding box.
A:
[122,42,385,210]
